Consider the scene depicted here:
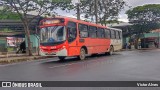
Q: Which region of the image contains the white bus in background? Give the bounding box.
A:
[107,27,123,53]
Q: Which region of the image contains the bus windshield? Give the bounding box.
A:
[40,26,66,43]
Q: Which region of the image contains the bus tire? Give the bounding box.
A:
[58,56,66,61]
[78,48,86,60]
[108,46,114,55]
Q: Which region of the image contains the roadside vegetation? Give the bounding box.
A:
[0,0,126,56]
[0,28,14,32]
[0,9,20,20]
[126,4,160,48]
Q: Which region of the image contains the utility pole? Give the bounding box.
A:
[94,0,98,24]
[77,3,80,20]
[76,0,80,20]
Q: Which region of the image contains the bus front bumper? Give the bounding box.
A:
[40,48,68,56]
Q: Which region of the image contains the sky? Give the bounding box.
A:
[57,0,160,22]
[1,0,159,22]
[119,0,160,22]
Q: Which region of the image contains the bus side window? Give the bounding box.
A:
[116,31,119,39]
[108,29,111,38]
[102,28,105,38]
[89,26,97,38]
[97,28,105,38]
[105,29,110,39]
[79,24,88,38]
[111,30,116,39]
[67,22,77,43]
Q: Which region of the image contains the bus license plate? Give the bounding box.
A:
[46,52,56,55]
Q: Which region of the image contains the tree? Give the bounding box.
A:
[126,4,160,32]
[0,0,72,56]
[79,0,125,24]
[126,4,160,48]
[126,4,160,24]
[0,9,20,20]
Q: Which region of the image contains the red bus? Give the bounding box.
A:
[39,17,122,60]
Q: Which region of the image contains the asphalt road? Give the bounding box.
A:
[0,49,160,90]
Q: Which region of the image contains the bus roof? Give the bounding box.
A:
[108,27,122,31]
[54,16,108,28]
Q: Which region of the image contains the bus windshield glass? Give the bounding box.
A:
[40,26,66,43]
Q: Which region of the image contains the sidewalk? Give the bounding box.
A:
[0,53,55,64]
[138,48,159,50]
[0,53,27,58]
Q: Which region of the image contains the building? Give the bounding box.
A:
[139,30,160,48]
[0,15,43,53]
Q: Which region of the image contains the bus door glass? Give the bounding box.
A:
[67,21,78,55]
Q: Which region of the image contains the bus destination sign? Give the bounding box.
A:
[42,19,64,25]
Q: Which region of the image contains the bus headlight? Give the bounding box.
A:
[40,46,47,49]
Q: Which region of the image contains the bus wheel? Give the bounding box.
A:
[58,56,66,61]
[78,48,86,60]
[108,46,114,55]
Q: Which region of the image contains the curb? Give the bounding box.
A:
[121,48,160,51]
[0,56,55,64]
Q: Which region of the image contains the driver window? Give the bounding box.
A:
[56,26,64,41]
[67,22,77,43]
